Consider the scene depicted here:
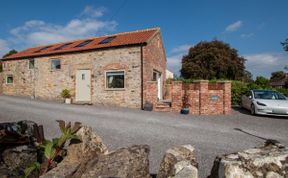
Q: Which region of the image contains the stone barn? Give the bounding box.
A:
[0,28,166,109]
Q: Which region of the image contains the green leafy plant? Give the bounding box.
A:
[23,120,82,177]
[22,162,41,178]
[42,120,81,172]
[60,89,71,99]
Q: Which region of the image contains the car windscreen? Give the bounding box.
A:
[253,90,286,100]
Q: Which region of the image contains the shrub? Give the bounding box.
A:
[275,88,288,97]
[231,81,249,106]
[60,89,71,99]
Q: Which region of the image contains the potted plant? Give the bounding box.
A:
[180,90,190,114]
[61,89,71,104]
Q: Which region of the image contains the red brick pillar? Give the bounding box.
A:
[195,80,209,115]
[171,81,183,112]
[145,81,158,108]
[220,81,231,114]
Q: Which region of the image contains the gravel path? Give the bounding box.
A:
[0,95,287,177]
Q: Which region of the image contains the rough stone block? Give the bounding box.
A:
[209,142,288,178]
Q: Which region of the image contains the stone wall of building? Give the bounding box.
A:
[1,46,143,108]
[1,32,167,109]
[1,60,34,97]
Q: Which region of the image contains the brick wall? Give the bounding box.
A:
[174,80,231,115]
[147,80,231,115]
[145,81,158,107]
[143,32,166,105]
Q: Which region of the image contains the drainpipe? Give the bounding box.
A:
[140,45,144,110]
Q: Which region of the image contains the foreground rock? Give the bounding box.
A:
[70,144,150,178]
[2,145,37,171]
[0,120,43,144]
[40,126,108,178]
[209,140,288,178]
[158,145,198,178]
[0,120,42,178]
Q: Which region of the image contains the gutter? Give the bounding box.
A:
[140,45,144,110]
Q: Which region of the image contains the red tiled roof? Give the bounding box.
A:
[3,28,160,60]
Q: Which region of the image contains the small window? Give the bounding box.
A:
[106,71,124,89]
[28,59,35,69]
[152,71,157,81]
[35,46,52,53]
[75,40,93,47]
[51,59,61,70]
[99,36,116,44]
[6,75,13,84]
[55,43,72,50]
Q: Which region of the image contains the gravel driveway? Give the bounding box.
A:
[0,95,287,177]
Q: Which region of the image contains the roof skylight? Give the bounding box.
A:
[75,40,93,47]
[55,43,72,50]
[35,46,52,53]
[99,36,116,44]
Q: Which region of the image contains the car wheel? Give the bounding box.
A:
[251,104,256,115]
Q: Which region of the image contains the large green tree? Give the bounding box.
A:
[282,38,288,52]
[180,40,246,80]
[2,49,17,58]
[243,70,253,83]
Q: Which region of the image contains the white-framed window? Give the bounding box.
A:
[28,59,35,69]
[51,59,61,70]
[152,70,161,81]
[6,75,13,84]
[106,71,125,89]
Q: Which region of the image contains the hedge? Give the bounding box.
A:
[231,80,288,106]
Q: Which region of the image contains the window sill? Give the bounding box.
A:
[50,69,61,72]
[105,88,125,91]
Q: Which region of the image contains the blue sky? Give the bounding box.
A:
[0,0,287,78]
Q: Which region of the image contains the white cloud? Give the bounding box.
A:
[7,6,117,48]
[225,20,243,32]
[0,39,10,57]
[167,44,192,76]
[81,6,106,17]
[170,44,192,54]
[240,33,254,38]
[245,53,288,78]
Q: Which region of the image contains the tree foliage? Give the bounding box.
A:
[254,76,270,89]
[282,38,288,52]
[180,40,246,80]
[242,70,253,83]
[270,71,286,80]
[2,49,18,58]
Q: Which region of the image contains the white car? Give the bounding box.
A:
[241,89,288,116]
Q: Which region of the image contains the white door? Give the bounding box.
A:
[153,71,162,100]
[76,70,91,102]
[157,73,162,99]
